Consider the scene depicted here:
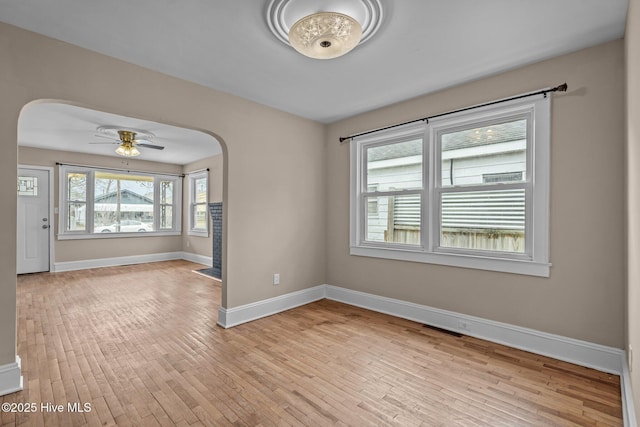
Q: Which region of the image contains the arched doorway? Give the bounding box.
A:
[17,101,225,277]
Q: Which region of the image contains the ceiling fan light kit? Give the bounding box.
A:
[266,0,383,59]
[92,126,165,157]
[115,141,141,157]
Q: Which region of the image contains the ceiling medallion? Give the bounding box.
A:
[97,125,155,141]
[266,0,383,59]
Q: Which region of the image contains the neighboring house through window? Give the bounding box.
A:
[350,95,550,276]
[188,170,209,236]
[59,165,181,239]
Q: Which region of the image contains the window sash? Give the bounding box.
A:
[432,111,533,258]
[188,171,209,235]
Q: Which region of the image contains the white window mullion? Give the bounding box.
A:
[359,193,366,246]
[425,124,435,253]
[153,176,160,232]
[84,170,91,233]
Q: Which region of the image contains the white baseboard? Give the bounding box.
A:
[53,251,207,272]
[0,356,22,397]
[621,353,638,427]
[216,283,623,376]
[217,285,326,328]
[182,252,212,267]
[325,285,623,375]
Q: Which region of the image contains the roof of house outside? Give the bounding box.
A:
[94,189,153,205]
[367,119,526,162]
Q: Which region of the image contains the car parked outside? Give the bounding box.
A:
[94,220,153,233]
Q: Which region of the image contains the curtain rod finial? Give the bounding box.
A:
[555,83,568,92]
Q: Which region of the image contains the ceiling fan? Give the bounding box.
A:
[90,126,165,157]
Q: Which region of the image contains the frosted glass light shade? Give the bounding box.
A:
[115,142,140,157]
[288,12,363,59]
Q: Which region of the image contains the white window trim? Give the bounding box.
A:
[188,170,209,237]
[58,165,182,240]
[350,95,551,277]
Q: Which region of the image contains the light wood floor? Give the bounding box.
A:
[2,260,622,426]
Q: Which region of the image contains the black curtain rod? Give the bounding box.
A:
[339,83,568,144]
[55,162,185,178]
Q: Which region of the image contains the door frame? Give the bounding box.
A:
[18,164,55,273]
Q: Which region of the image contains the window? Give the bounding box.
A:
[350,95,550,276]
[59,165,181,239]
[188,171,209,236]
[17,176,38,196]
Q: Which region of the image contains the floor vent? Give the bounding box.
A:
[423,324,464,337]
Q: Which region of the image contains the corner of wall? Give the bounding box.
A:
[0,356,22,397]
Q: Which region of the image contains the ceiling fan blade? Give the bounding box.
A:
[94,133,118,140]
[89,141,118,145]
[137,143,165,150]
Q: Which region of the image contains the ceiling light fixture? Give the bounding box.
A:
[115,130,140,157]
[266,0,383,60]
[289,12,362,59]
[115,141,140,157]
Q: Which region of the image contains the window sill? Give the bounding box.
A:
[58,231,181,240]
[350,245,550,277]
[188,230,209,238]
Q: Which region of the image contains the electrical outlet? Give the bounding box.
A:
[273,273,280,286]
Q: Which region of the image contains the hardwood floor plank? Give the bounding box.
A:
[2,260,622,426]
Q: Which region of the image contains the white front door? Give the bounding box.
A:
[17,168,50,274]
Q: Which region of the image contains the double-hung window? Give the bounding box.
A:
[350,95,550,276]
[59,165,182,239]
[188,171,209,236]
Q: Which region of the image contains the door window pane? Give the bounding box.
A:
[441,119,527,187]
[17,176,38,196]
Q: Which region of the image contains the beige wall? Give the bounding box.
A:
[626,0,640,414]
[0,23,327,366]
[326,40,626,348]
[182,154,224,258]
[19,146,184,262]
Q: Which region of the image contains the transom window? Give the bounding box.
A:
[59,165,182,239]
[350,95,550,276]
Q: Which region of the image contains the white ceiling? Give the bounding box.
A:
[0,0,628,124]
[19,103,222,165]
